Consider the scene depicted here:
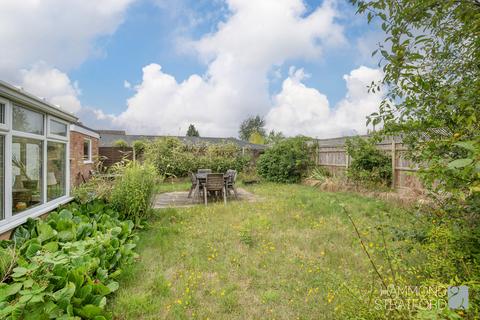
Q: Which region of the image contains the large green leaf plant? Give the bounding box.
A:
[0,201,137,319]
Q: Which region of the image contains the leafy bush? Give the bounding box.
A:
[110,163,157,224]
[144,137,250,177]
[257,137,314,183]
[132,140,146,155]
[72,177,114,204]
[113,139,129,148]
[345,136,392,188]
[0,201,137,319]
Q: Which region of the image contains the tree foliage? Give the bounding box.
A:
[265,130,285,145]
[349,1,480,317]
[351,0,480,201]
[239,115,266,141]
[248,131,266,145]
[186,124,200,137]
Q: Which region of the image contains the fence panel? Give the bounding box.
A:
[316,137,422,190]
[99,147,134,169]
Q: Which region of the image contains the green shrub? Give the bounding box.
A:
[110,163,157,224]
[0,201,137,319]
[256,137,314,183]
[72,176,114,204]
[144,137,250,177]
[132,140,146,155]
[345,136,392,188]
[113,139,129,148]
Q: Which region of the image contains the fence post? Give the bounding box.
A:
[345,149,349,169]
[391,139,396,189]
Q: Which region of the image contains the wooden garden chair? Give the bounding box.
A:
[188,172,197,198]
[225,169,238,199]
[203,173,227,206]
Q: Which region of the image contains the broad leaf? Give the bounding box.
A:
[448,158,473,169]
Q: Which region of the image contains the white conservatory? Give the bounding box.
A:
[0,80,77,235]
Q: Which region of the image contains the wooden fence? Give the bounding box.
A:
[99,147,134,169]
[315,136,423,190]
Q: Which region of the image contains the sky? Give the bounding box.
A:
[0,0,386,139]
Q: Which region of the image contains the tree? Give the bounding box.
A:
[351,0,480,201]
[186,124,200,137]
[248,131,266,144]
[265,130,285,144]
[239,115,266,141]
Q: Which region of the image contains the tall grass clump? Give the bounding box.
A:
[111,162,157,224]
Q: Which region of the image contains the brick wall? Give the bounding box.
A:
[70,131,99,186]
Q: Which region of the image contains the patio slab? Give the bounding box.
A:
[153,188,258,208]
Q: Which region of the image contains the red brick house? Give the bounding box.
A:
[70,123,100,186]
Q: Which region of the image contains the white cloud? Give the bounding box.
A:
[124,80,132,89]
[0,0,134,113]
[109,0,346,136]
[19,63,82,114]
[265,65,383,138]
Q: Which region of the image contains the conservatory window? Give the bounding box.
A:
[12,137,43,214]
[0,102,5,125]
[13,105,44,135]
[47,142,66,201]
[49,119,67,137]
[0,136,4,220]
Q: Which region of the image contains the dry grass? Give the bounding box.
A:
[304,177,431,209]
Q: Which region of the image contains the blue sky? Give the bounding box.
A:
[71,0,379,114]
[0,0,385,138]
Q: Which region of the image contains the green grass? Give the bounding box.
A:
[156,180,190,193]
[109,183,415,319]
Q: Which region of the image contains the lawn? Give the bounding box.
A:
[109,183,414,319]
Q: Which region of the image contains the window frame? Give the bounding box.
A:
[0,99,72,234]
[12,104,45,138]
[47,116,69,141]
[83,138,92,164]
[46,140,67,201]
[0,97,11,131]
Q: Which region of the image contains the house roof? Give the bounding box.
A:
[0,80,78,123]
[70,122,100,139]
[97,131,267,150]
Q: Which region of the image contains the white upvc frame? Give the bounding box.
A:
[47,115,69,141]
[0,97,10,132]
[83,138,92,164]
[0,98,73,235]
